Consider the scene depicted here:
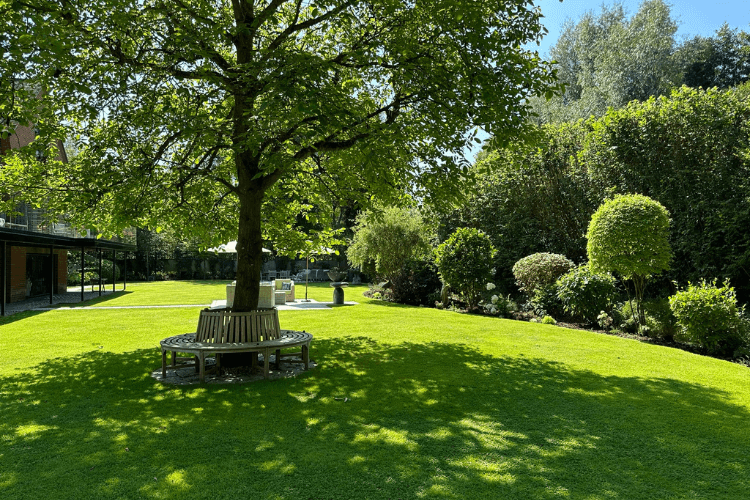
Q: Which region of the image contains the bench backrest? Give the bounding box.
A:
[196,309,281,343]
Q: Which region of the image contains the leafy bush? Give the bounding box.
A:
[435,228,496,309]
[529,284,565,319]
[482,289,517,317]
[541,315,557,325]
[556,266,618,324]
[643,298,679,341]
[67,271,100,286]
[669,279,744,355]
[390,259,442,307]
[513,252,575,297]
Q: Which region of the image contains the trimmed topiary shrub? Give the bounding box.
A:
[669,279,744,356]
[390,259,443,307]
[556,265,618,324]
[512,252,575,297]
[587,194,671,326]
[435,228,496,309]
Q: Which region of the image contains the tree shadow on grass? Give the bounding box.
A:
[1,337,749,499]
[62,291,133,307]
[0,310,45,326]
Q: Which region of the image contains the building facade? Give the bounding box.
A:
[1,121,134,311]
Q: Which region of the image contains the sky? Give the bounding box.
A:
[532,0,750,57]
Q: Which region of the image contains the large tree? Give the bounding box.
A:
[3,0,558,310]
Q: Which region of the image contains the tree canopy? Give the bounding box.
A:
[2,0,558,310]
[679,24,750,91]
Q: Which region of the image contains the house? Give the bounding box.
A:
[1,121,135,314]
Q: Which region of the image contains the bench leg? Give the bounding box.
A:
[194,355,200,373]
[199,352,206,382]
[275,349,281,370]
[302,343,309,370]
[162,349,167,378]
[171,351,176,367]
[263,348,270,379]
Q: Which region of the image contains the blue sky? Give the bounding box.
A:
[532,0,750,57]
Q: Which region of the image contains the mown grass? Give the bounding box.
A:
[1,281,749,499]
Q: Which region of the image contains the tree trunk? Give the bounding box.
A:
[232,188,263,311]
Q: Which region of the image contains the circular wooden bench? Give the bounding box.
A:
[159,308,312,382]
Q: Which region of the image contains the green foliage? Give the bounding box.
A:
[587,194,670,324]
[436,121,596,292]
[513,252,575,297]
[434,228,496,309]
[643,298,679,341]
[584,85,750,302]
[347,206,433,282]
[556,266,618,324]
[530,0,680,123]
[390,259,442,307]
[454,85,750,304]
[541,315,557,325]
[482,292,516,317]
[529,284,565,319]
[679,24,750,90]
[7,0,559,311]
[669,279,745,356]
[587,194,671,280]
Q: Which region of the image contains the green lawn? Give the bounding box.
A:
[1,281,749,499]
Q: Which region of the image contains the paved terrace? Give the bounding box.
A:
[1,291,356,316]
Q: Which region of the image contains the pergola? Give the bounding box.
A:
[0,227,135,316]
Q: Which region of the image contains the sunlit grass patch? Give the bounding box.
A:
[0,281,748,499]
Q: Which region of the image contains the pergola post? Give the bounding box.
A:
[1,241,6,316]
[113,250,116,292]
[49,246,54,305]
[98,248,103,296]
[81,247,85,301]
[124,253,127,290]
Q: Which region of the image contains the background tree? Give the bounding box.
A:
[679,24,750,90]
[530,0,680,123]
[587,194,671,326]
[5,0,559,311]
[347,205,432,283]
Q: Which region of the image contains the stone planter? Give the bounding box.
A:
[327,270,347,282]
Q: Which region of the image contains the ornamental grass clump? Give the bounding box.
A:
[669,279,745,356]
